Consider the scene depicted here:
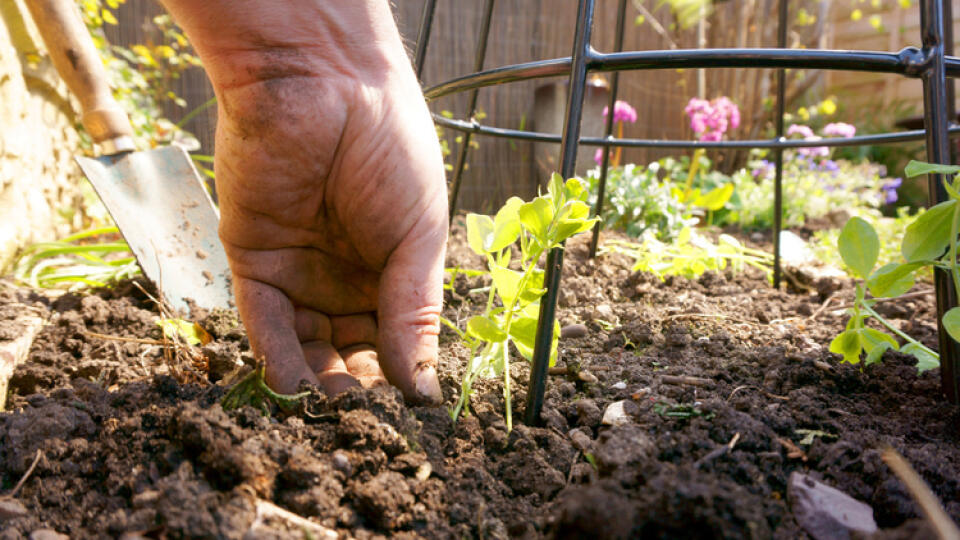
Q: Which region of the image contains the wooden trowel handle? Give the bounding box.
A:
[26,0,135,154]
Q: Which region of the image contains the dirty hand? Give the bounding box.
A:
[160,0,447,402]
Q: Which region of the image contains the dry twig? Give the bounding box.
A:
[3,449,42,498]
[777,437,808,461]
[882,447,960,540]
[662,375,715,388]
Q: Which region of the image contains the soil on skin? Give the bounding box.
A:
[1,224,958,539]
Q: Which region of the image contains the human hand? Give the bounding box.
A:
[160,1,447,403]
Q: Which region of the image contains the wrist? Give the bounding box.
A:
[158,0,410,90]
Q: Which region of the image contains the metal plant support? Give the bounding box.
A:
[416,0,960,424]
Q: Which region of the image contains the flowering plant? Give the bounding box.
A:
[594,100,638,167]
[685,96,741,142]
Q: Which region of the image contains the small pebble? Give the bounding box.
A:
[29,531,69,540]
[331,450,353,476]
[0,498,28,520]
[601,400,638,427]
[560,323,589,339]
[611,381,627,390]
[578,371,599,384]
[568,428,593,452]
[415,462,432,482]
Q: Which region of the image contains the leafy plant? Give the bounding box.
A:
[829,160,960,372]
[12,227,140,289]
[221,363,310,415]
[444,174,599,430]
[604,227,771,281]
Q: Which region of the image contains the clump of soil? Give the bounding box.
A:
[0,226,958,539]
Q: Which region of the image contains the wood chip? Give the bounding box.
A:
[777,437,808,462]
[661,375,715,388]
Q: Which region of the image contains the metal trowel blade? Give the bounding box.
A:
[76,145,233,313]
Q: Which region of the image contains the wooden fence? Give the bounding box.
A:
[108,1,918,211]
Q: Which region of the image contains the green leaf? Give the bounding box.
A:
[692,183,734,211]
[548,173,565,205]
[467,315,507,343]
[864,341,892,366]
[466,213,495,255]
[157,318,210,346]
[519,198,554,243]
[860,327,899,353]
[555,201,597,241]
[904,160,960,178]
[867,262,925,298]
[829,330,862,364]
[564,177,589,202]
[942,307,960,343]
[902,200,956,262]
[901,343,939,373]
[838,217,879,278]
[489,197,523,252]
[507,315,538,360]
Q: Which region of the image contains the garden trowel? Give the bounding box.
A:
[26,0,232,312]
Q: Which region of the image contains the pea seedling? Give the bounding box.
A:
[444,174,598,431]
[830,160,960,372]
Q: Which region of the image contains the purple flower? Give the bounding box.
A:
[594,147,604,166]
[787,125,828,158]
[881,177,902,204]
[823,122,856,138]
[820,159,839,172]
[603,100,638,123]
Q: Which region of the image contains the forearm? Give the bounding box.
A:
[156,0,409,89]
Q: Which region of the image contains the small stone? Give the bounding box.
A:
[601,400,638,427]
[577,370,599,384]
[611,381,627,390]
[788,472,877,540]
[574,399,602,428]
[131,489,160,509]
[29,531,69,540]
[415,462,432,482]
[568,427,593,453]
[331,450,353,477]
[593,304,618,324]
[560,323,589,339]
[0,499,28,521]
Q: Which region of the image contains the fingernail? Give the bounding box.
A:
[414,365,442,405]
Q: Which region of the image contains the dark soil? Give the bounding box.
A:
[1,225,958,539]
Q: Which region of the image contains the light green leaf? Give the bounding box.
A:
[467,315,507,343]
[490,263,522,307]
[838,217,879,278]
[942,307,960,343]
[555,201,597,241]
[901,343,939,373]
[519,198,554,243]
[466,213,495,255]
[692,183,734,211]
[864,341,892,366]
[829,329,862,364]
[902,199,955,262]
[564,177,589,202]
[867,262,925,298]
[548,173,565,205]
[507,315,538,360]
[904,160,960,178]
[860,327,899,353]
[489,197,523,252]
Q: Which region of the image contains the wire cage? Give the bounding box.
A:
[415,0,960,425]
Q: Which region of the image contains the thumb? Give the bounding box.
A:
[377,210,447,405]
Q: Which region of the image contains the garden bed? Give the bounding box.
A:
[1,225,958,539]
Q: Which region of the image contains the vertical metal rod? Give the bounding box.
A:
[448,0,496,222]
[414,0,438,81]
[919,0,959,404]
[945,0,959,406]
[589,0,628,257]
[524,0,596,426]
[772,0,788,289]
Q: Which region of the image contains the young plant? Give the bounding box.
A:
[829,160,960,372]
[13,227,140,290]
[603,227,772,281]
[445,174,599,430]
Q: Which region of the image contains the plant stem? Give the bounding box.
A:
[861,303,939,359]
[948,191,960,294]
[683,148,705,200]
[502,344,512,431]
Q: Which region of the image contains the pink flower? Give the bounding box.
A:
[823,122,856,138]
[685,96,740,142]
[603,100,638,123]
[787,124,815,138]
[594,147,604,166]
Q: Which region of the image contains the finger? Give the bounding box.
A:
[340,345,387,389]
[294,306,332,342]
[233,276,319,394]
[302,341,359,396]
[377,203,446,405]
[330,313,377,349]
